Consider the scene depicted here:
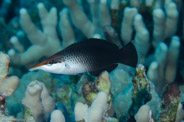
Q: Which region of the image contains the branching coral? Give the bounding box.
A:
[0,52,19,97]
[8,3,75,65]
[22,80,55,121]
[148,36,180,95]
[0,52,19,120]
[7,0,182,69]
[8,3,62,65]
[1,0,184,121]
[135,105,154,122]
[152,2,179,48]
[74,92,108,122]
[50,110,65,122]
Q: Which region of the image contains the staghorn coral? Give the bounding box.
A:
[0,0,184,121]
[8,3,75,66]
[135,105,154,122]
[22,80,55,121]
[0,52,19,97]
[152,2,179,48]
[74,92,108,122]
[50,110,65,122]
[148,36,180,96]
[8,3,62,65]
[7,0,182,70]
[0,52,19,121]
[6,70,59,115]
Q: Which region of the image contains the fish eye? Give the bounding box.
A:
[48,60,54,64]
[47,63,52,66]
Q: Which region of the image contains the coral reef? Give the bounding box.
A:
[0,0,184,122]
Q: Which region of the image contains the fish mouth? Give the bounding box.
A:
[29,60,47,71]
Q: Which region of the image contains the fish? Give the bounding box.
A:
[29,38,138,76]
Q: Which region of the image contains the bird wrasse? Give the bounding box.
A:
[29,38,138,76]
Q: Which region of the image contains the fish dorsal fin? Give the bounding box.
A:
[87,38,119,49]
[90,64,118,76]
[65,38,119,51]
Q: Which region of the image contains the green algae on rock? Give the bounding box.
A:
[82,71,112,103]
[126,64,151,121]
[159,83,181,122]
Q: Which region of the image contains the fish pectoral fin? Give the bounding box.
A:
[65,63,70,69]
[90,64,118,76]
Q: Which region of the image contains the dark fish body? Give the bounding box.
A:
[30,38,137,75]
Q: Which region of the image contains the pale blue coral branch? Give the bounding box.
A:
[63,0,95,38]
[121,7,138,45]
[148,35,181,95]
[165,2,178,38]
[74,92,108,122]
[99,0,111,27]
[8,3,64,65]
[59,8,75,48]
[152,2,178,48]
[152,8,165,48]
[50,110,65,122]
[134,14,150,64]
[165,36,180,84]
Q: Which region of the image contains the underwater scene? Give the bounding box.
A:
[0,0,184,121]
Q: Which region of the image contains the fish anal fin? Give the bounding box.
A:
[90,64,118,76]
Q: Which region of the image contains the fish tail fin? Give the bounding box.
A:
[117,42,138,67]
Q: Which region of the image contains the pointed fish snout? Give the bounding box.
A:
[29,60,48,71]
